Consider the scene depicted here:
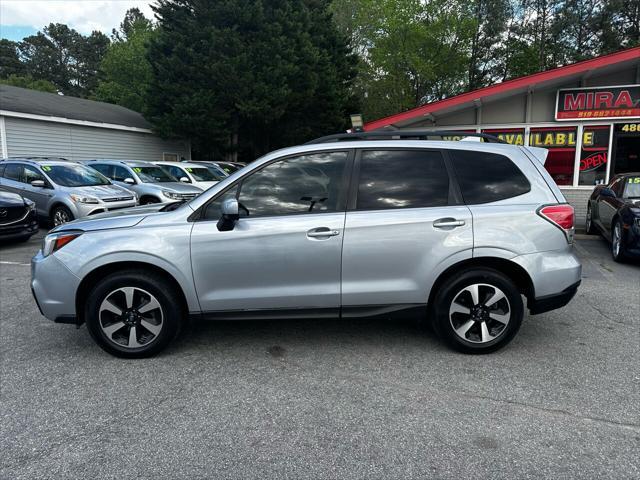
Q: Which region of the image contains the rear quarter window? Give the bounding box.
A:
[448,150,531,204]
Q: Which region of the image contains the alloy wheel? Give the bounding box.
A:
[612,223,621,258]
[449,283,511,344]
[53,209,70,226]
[99,287,163,348]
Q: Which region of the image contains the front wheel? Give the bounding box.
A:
[85,270,183,358]
[431,269,523,354]
[51,205,74,226]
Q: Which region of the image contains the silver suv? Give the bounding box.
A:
[86,160,203,205]
[31,134,581,358]
[0,157,137,225]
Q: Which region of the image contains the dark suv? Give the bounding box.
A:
[0,190,38,242]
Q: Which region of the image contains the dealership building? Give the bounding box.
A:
[364,46,640,224]
[0,85,191,163]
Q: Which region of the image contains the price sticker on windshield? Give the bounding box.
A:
[628,177,640,184]
[42,166,52,172]
[133,167,142,173]
[185,168,193,172]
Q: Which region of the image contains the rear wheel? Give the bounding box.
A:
[85,270,183,358]
[585,203,597,235]
[51,205,74,226]
[431,269,523,354]
[611,219,627,263]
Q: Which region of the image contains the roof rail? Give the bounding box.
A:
[305,130,505,145]
[0,156,71,162]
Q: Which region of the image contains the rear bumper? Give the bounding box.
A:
[528,280,581,315]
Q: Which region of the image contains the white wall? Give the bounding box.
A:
[3,116,190,162]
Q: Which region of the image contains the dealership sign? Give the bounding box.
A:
[556,85,640,120]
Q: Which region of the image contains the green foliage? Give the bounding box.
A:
[0,74,57,93]
[332,0,640,121]
[0,39,25,78]
[18,23,109,98]
[93,20,155,112]
[146,0,357,160]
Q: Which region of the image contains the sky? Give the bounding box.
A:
[0,0,154,41]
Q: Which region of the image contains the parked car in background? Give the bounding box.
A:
[86,160,203,205]
[212,161,244,175]
[0,190,38,242]
[586,172,640,261]
[154,161,223,191]
[184,160,229,178]
[0,158,137,226]
[32,132,581,358]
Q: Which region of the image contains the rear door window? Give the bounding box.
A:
[448,149,530,204]
[355,149,449,210]
[3,163,22,182]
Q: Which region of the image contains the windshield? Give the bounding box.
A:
[186,166,220,182]
[624,177,640,198]
[43,164,111,187]
[218,163,240,174]
[132,166,177,183]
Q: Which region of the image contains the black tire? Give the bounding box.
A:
[140,196,160,205]
[585,203,597,235]
[431,268,524,354]
[611,218,627,263]
[50,205,74,226]
[85,270,183,358]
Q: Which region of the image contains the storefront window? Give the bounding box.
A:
[482,128,525,145]
[529,126,578,185]
[578,125,610,186]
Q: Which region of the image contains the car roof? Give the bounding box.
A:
[88,159,157,167]
[157,161,208,168]
[1,157,76,167]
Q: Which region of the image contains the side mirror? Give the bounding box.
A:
[31,180,45,188]
[179,176,190,183]
[600,187,616,198]
[217,198,239,231]
[124,177,135,185]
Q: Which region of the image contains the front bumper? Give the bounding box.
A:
[0,215,38,241]
[73,199,138,218]
[31,251,80,322]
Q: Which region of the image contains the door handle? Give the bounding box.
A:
[433,218,466,229]
[307,227,340,238]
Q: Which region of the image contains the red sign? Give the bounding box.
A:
[580,151,607,172]
[556,85,640,120]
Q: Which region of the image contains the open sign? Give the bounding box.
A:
[580,152,607,172]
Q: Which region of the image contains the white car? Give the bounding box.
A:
[154,161,223,191]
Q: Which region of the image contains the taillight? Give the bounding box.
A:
[537,204,574,242]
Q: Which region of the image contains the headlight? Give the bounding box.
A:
[24,199,36,210]
[70,194,99,204]
[42,231,82,257]
[162,190,182,200]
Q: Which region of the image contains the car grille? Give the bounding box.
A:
[0,206,28,225]
[103,196,134,203]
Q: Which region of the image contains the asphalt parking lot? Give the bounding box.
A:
[1,229,639,479]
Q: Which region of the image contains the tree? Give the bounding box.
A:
[94,10,155,112]
[18,23,109,97]
[112,7,154,41]
[0,74,57,93]
[146,0,357,161]
[0,39,25,78]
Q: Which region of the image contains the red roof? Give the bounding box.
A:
[364,46,640,131]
